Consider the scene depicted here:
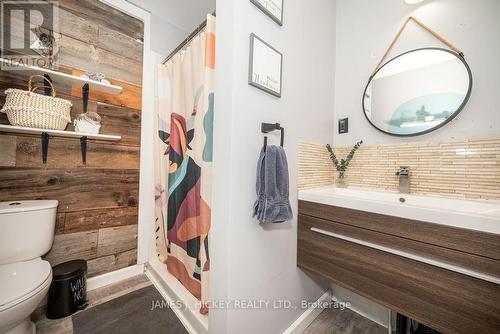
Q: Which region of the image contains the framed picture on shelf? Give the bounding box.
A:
[248,33,283,98]
[250,0,283,26]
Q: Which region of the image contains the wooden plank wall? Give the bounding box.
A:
[0,0,144,277]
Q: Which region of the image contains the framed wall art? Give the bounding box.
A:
[248,33,283,97]
[250,0,283,26]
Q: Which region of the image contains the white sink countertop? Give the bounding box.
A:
[299,186,500,235]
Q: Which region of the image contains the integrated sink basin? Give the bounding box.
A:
[298,186,500,235]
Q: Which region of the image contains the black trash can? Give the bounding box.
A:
[46,260,88,319]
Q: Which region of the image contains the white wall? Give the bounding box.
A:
[334,0,500,146]
[129,0,216,56]
[330,0,500,326]
[132,0,216,31]
[148,19,189,56]
[210,0,336,333]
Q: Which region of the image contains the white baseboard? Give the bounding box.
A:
[331,294,389,329]
[145,263,206,334]
[330,283,389,329]
[282,291,332,334]
[87,264,145,291]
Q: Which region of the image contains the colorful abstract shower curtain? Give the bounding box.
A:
[154,14,215,315]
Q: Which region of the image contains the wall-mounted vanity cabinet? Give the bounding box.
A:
[297,192,500,334]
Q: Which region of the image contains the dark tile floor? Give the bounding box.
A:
[35,274,386,334]
[73,286,187,334]
[34,274,153,334]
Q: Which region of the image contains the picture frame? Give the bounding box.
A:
[250,0,283,26]
[248,33,283,98]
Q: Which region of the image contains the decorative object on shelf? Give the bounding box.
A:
[1,75,72,130]
[79,71,111,85]
[250,0,283,26]
[74,113,101,134]
[326,140,363,188]
[248,33,283,97]
[74,84,101,135]
[32,26,59,69]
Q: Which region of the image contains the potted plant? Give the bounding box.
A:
[326,140,363,188]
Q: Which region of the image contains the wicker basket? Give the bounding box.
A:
[1,75,72,130]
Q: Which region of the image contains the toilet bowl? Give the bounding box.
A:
[0,201,58,334]
[0,259,52,334]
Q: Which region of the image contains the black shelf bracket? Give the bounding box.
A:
[43,74,52,96]
[80,83,90,165]
[41,132,50,164]
[80,136,88,165]
[82,83,89,113]
[36,134,99,165]
[35,83,95,165]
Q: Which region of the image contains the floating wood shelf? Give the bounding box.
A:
[0,124,121,164]
[0,58,123,95]
[0,124,121,141]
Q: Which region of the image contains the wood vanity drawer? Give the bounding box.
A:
[297,217,500,334]
[299,200,500,261]
[299,214,500,278]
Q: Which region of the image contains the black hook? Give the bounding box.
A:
[261,122,284,151]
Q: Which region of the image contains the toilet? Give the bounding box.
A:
[0,201,58,334]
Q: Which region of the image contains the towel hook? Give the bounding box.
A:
[261,122,284,151]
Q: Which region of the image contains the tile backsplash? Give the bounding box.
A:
[298,137,500,200]
[298,141,335,189]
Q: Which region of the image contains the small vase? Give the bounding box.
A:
[335,175,348,188]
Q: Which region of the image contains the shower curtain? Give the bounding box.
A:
[154,14,215,315]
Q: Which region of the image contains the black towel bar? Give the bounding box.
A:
[261,122,284,151]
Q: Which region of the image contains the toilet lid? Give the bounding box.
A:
[0,258,52,309]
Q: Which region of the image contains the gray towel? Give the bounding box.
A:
[253,145,293,224]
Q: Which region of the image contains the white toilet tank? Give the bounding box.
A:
[0,200,58,265]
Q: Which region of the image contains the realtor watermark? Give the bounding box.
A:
[0,0,59,70]
[150,298,352,311]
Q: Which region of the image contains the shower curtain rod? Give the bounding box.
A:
[161,11,216,65]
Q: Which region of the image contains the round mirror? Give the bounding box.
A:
[362,48,472,136]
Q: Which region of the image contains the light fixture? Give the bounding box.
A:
[404,0,425,4]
